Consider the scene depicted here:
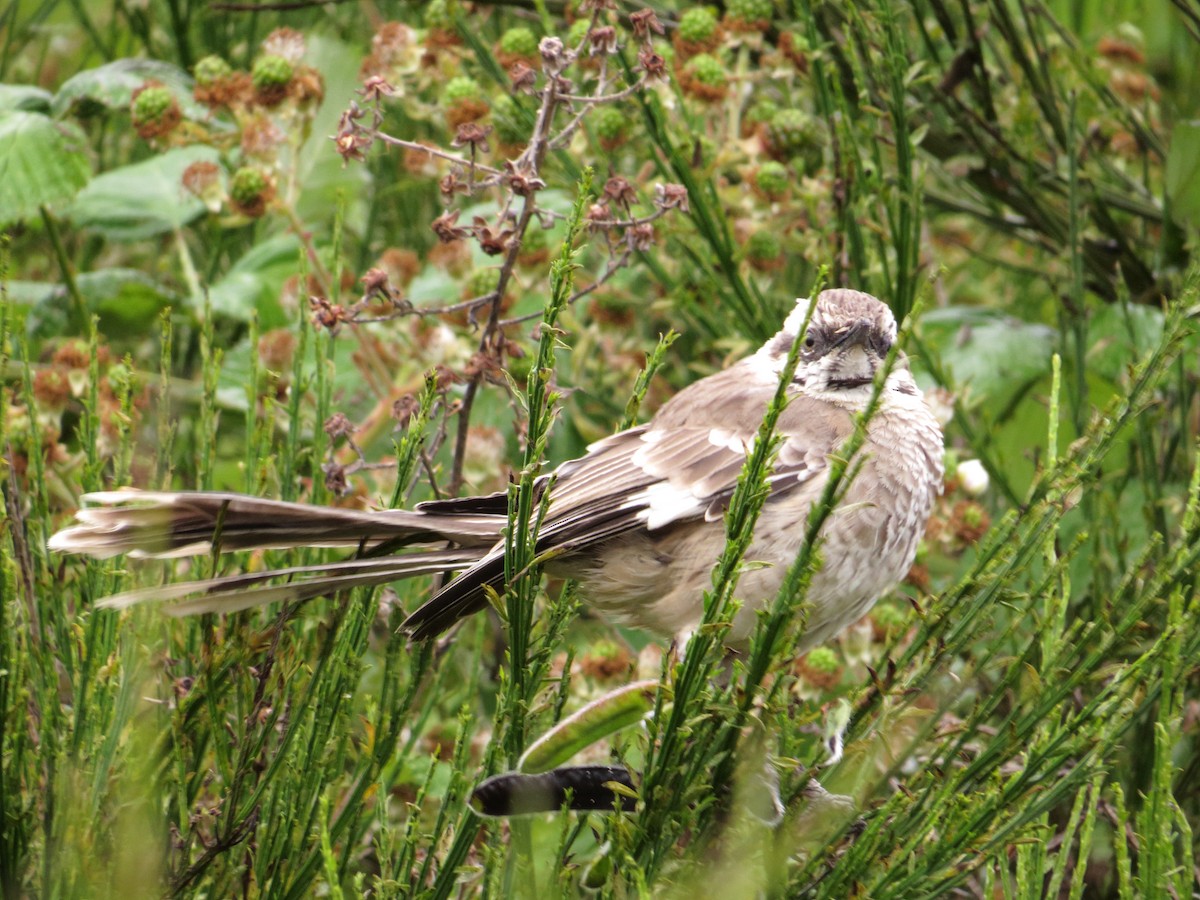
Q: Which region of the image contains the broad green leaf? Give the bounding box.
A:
[293,35,374,234]
[51,58,208,121]
[67,145,219,240]
[205,233,302,324]
[0,84,53,113]
[0,111,91,226]
[23,269,176,338]
[919,307,1055,402]
[1087,303,1165,384]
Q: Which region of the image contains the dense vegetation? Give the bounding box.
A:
[2,0,1198,896]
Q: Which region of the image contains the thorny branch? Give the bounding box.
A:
[328,7,686,496]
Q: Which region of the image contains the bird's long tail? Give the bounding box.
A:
[47,490,501,620]
[94,550,481,616]
[48,489,499,559]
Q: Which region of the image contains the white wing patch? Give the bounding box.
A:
[622,481,705,530]
[708,428,752,454]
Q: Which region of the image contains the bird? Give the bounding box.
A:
[49,289,944,652]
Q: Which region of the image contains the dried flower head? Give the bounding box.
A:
[638,49,667,81]
[182,160,223,213]
[451,122,493,154]
[262,27,307,64]
[654,182,689,212]
[431,210,470,243]
[629,9,665,41]
[603,175,638,209]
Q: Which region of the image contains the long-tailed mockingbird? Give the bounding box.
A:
[50,289,945,651]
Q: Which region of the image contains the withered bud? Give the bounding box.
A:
[628,222,655,251]
[539,36,567,74]
[586,201,612,229]
[393,394,420,427]
[509,61,538,92]
[360,75,397,102]
[310,296,351,333]
[324,412,355,439]
[654,182,689,212]
[439,172,469,202]
[431,210,469,243]
[360,267,391,297]
[603,175,638,209]
[589,26,619,55]
[472,216,515,256]
[503,161,546,196]
[638,49,667,80]
[323,462,349,496]
[629,9,665,40]
[451,122,493,153]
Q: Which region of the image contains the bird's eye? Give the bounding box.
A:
[803,336,816,349]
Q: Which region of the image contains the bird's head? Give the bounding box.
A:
[755,289,900,408]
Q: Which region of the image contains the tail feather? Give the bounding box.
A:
[50,489,519,634]
[48,490,502,559]
[97,549,477,616]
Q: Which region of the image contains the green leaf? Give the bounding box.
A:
[23,269,175,338]
[1087,303,1165,384]
[293,35,375,234]
[1165,120,1200,228]
[51,58,208,121]
[920,307,1055,401]
[205,233,302,324]
[0,84,53,113]
[67,145,219,240]
[0,111,91,226]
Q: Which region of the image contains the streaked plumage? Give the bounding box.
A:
[49,289,944,650]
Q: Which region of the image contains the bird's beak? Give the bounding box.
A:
[827,319,878,388]
[831,319,873,350]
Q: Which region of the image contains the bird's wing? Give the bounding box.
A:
[403,366,853,638]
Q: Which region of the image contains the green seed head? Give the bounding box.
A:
[499,26,538,58]
[230,167,268,205]
[766,108,823,172]
[805,646,840,675]
[194,54,233,86]
[687,53,726,87]
[594,106,629,142]
[444,75,482,104]
[744,230,782,263]
[754,160,790,197]
[251,54,293,90]
[678,7,719,43]
[726,0,774,27]
[131,85,175,123]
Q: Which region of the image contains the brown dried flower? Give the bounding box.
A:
[324,412,355,440]
[589,26,619,55]
[509,61,538,92]
[638,49,667,81]
[360,75,396,103]
[629,9,665,41]
[503,161,546,197]
[603,175,638,209]
[451,122,493,154]
[654,182,689,212]
[472,216,515,256]
[432,210,470,243]
[627,222,655,251]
